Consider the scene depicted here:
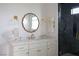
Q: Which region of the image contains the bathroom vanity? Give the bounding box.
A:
[0,31,57,56]
[8,37,57,56]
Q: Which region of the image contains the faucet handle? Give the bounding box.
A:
[31,34,34,37]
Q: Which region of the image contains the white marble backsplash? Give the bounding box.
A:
[1,30,54,42]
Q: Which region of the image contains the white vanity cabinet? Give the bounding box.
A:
[9,38,57,56]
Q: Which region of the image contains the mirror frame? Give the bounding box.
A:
[22,13,39,33]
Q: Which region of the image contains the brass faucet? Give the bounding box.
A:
[30,34,34,39]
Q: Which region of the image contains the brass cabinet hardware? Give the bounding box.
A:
[37,49,41,52]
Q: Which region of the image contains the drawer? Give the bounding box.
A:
[48,44,57,49]
[13,44,28,49]
[29,47,47,56]
[47,39,57,46]
[13,50,29,56]
[13,46,28,52]
[12,42,28,46]
[29,39,48,44]
[29,43,47,49]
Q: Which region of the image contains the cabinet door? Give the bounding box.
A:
[13,44,28,51]
[47,39,58,56]
[29,47,47,56]
[29,39,48,49]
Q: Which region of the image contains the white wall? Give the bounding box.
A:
[0,3,58,39]
[41,4,58,55]
[0,4,42,38]
[41,3,58,38]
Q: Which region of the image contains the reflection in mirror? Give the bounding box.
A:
[22,13,39,33]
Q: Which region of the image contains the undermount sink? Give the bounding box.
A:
[27,36,36,40]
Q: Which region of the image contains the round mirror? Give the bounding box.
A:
[22,13,39,33]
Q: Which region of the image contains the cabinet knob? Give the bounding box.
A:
[37,49,41,52]
[26,52,29,54]
[48,48,50,50]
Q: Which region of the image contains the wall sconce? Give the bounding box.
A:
[11,16,19,26]
[13,16,18,20]
[53,20,55,28]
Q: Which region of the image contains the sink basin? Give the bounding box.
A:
[27,36,36,40]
